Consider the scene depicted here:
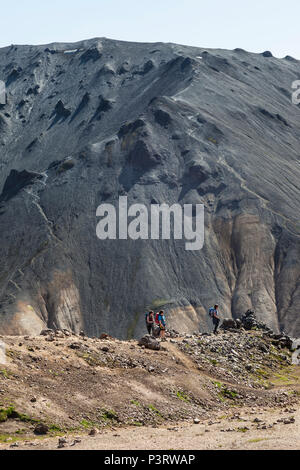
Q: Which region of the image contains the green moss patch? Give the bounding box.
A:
[0,406,38,424]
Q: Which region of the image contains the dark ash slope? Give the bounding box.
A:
[0,38,299,337]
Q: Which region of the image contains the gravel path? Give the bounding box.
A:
[2,406,299,451]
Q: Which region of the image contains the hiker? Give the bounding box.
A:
[209,304,220,334]
[145,311,154,335]
[158,310,166,339]
[151,311,161,338]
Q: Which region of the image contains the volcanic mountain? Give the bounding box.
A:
[0,38,299,337]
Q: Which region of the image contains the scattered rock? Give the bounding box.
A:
[10,442,19,448]
[58,437,67,448]
[283,417,295,424]
[54,330,65,338]
[70,438,81,446]
[258,343,269,353]
[45,335,55,342]
[253,417,263,423]
[69,342,82,350]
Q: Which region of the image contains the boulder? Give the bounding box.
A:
[89,428,99,436]
[40,329,54,336]
[221,318,237,330]
[58,437,67,448]
[240,310,258,330]
[138,335,160,351]
[278,335,293,350]
[54,330,65,338]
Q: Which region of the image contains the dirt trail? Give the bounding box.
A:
[3,405,299,450]
[164,342,199,371]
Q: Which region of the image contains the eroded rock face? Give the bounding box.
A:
[0,38,299,337]
[0,169,43,202]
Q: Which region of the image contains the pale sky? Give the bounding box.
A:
[0,0,299,58]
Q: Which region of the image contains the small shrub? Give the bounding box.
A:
[101,409,118,421]
[80,419,93,429]
[210,359,218,365]
[131,400,141,407]
[0,406,37,423]
[0,369,10,379]
[237,427,249,433]
[148,404,162,416]
[176,390,190,402]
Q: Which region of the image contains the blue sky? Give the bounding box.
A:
[1,0,299,58]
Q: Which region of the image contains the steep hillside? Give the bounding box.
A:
[0,38,299,337]
[0,327,299,448]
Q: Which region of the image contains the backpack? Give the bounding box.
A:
[155,313,160,324]
[209,307,215,318]
[153,325,160,338]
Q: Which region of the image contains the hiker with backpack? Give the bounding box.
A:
[158,310,166,339]
[209,304,220,334]
[152,311,161,338]
[145,311,155,335]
